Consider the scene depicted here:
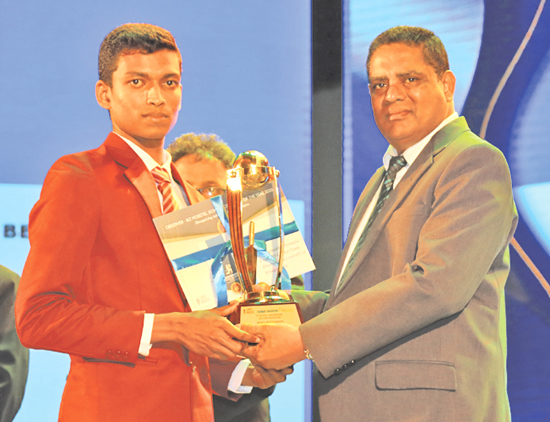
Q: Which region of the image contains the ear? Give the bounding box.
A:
[442,70,456,102]
[95,80,112,110]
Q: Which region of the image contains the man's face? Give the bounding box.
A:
[368,43,455,153]
[174,154,228,198]
[96,50,182,148]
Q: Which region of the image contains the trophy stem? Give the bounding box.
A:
[245,221,257,284]
[226,186,254,293]
[272,175,285,290]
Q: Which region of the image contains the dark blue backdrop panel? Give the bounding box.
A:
[461,2,550,419]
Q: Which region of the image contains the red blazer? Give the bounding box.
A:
[15,133,213,422]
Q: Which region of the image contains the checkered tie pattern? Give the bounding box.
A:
[151,166,178,214]
[340,155,407,281]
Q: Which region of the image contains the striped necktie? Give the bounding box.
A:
[151,166,179,214]
[339,155,407,286]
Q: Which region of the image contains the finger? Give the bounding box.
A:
[256,370,276,385]
[214,343,242,358]
[238,324,263,336]
[278,366,294,376]
[230,327,261,344]
[214,302,239,316]
[209,336,248,359]
[223,322,262,343]
[250,367,277,388]
[239,345,259,362]
[257,367,286,384]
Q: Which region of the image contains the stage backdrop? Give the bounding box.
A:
[0,1,311,421]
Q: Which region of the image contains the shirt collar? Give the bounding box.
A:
[383,112,459,169]
[115,132,173,176]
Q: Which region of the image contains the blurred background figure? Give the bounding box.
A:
[168,133,273,422]
[0,265,28,422]
[168,133,235,199]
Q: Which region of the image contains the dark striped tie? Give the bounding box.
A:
[151,167,179,214]
[340,155,407,283]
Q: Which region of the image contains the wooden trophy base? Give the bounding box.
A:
[232,290,303,328]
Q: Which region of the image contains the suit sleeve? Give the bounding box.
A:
[0,266,28,422]
[15,158,145,363]
[209,358,277,398]
[291,290,328,322]
[300,142,517,377]
[209,359,243,400]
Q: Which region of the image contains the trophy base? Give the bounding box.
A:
[232,290,303,328]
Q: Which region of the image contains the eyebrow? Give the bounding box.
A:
[368,75,388,84]
[369,70,425,84]
[395,70,424,78]
[123,71,181,79]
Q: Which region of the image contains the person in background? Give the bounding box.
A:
[168,133,234,200]
[0,265,28,422]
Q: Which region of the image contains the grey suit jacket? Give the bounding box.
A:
[298,117,517,421]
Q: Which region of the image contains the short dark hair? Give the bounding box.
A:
[98,23,181,87]
[167,133,236,169]
[366,26,449,80]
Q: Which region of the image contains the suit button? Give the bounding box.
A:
[123,351,129,360]
[115,351,122,359]
[342,364,348,370]
[334,368,341,375]
[105,350,113,359]
[349,360,355,366]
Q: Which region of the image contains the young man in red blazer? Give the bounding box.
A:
[15,23,288,422]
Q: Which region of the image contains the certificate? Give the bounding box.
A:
[153,182,315,311]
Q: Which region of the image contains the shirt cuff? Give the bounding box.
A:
[227,359,253,394]
[139,313,154,357]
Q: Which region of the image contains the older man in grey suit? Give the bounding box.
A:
[241,26,517,421]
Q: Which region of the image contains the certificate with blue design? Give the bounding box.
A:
[153,182,315,311]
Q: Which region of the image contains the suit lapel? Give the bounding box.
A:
[335,117,470,295]
[346,167,385,242]
[332,167,385,289]
[103,133,163,218]
[101,133,213,314]
[103,133,205,216]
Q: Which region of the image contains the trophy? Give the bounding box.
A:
[226,151,303,328]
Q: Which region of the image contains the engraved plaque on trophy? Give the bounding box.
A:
[226,151,303,328]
